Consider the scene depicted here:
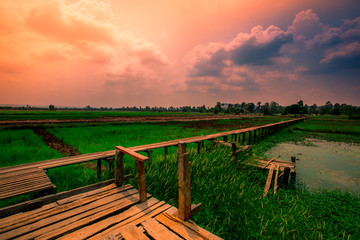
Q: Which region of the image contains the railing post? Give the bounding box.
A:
[115,150,124,186]
[97,159,102,179]
[178,142,191,221]
[137,160,147,202]
[164,147,168,160]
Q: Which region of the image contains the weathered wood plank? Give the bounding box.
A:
[31,192,140,240]
[0,179,115,219]
[0,185,133,233]
[274,165,280,194]
[141,218,182,240]
[264,164,276,196]
[119,225,150,240]
[0,189,139,239]
[116,146,148,162]
[59,196,158,240]
[156,212,223,240]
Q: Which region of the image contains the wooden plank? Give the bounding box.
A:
[274,165,280,194]
[141,218,182,240]
[56,183,129,205]
[263,164,275,196]
[0,179,115,219]
[0,189,139,239]
[30,191,140,240]
[97,202,172,240]
[116,146,148,162]
[69,198,162,240]
[0,185,134,233]
[119,225,150,240]
[156,212,222,240]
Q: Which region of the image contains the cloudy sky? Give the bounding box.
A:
[1,0,359,108]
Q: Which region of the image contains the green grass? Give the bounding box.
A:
[1,115,359,239]
[123,145,360,239]
[0,128,62,167]
[0,110,205,121]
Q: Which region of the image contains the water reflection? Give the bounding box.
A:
[265,139,360,193]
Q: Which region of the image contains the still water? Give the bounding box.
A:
[265,139,360,194]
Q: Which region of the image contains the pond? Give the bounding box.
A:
[265,139,360,194]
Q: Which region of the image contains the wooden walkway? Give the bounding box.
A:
[0,182,222,240]
[0,117,305,201]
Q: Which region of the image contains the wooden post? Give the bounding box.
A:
[248,131,252,145]
[178,142,191,221]
[234,134,237,142]
[108,157,114,177]
[282,167,290,187]
[242,132,246,145]
[231,142,237,159]
[290,156,296,184]
[237,133,241,143]
[258,129,261,141]
[164,147,168,160]
[197,142,201,153]
[147,150,153,166]
[115,150,125,186]
[137,160,147,202]
[97,159,102,179]
[223,136,228,142]
[254,130,257,143]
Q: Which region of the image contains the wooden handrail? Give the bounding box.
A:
[115,146,148,202]
[115,146,149,162]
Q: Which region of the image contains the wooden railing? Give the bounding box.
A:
[115,146,149,203]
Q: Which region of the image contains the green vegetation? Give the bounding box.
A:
[0,110,204,121]
[0,128,62,167]
[0,115,359,239]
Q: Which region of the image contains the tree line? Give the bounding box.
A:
[1,101,359,117]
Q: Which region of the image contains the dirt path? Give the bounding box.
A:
[32,127,80,156]
[0,114,249,126]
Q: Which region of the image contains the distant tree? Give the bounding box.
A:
[214,102,223,113]
[285,104,301,115]
[298,100,304,107]
[256,102,261,113]
[332,103,341,115]
[262,102,270,115]
[270,101,279,114]
[246,103,255,113]
[49,104,55,111]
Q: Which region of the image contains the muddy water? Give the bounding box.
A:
[265,139,360,194]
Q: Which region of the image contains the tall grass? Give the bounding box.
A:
[124,145,360,239]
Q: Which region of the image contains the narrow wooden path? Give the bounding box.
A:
[0,182,222,240]
[0,117,305,201]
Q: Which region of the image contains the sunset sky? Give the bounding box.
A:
[1,0,360,108]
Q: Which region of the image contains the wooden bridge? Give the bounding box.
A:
[0,117,305,239]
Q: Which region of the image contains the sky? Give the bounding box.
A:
[1,0,360,108]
